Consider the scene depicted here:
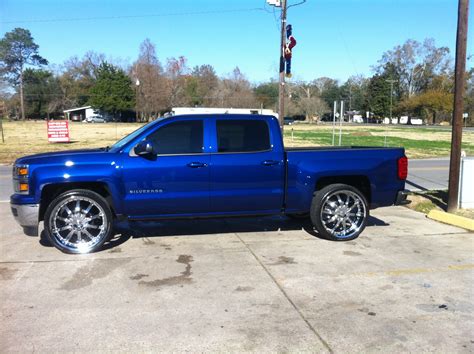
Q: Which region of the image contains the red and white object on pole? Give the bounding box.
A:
[47,120,70,143]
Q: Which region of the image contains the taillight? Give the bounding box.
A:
[398,156,408,180]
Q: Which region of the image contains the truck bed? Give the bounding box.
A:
[285,146,402,152]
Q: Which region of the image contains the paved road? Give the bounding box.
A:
[0,158,450,202]
[0,165,11,202]
[1,202,472,352]
[407,158,449,192]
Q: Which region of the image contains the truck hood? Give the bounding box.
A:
[14,148,109,165]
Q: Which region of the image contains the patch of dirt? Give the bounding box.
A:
[351,131,372,137]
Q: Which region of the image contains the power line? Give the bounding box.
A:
[3,8,266,25]
[287,0,307,10]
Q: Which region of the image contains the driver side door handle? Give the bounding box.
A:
[261,160,279,166]
[187,162,208,168]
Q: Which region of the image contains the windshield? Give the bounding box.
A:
[109,118,164,152]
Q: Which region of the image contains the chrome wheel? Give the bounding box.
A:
[48,195,108,253]
[320,189,367,239]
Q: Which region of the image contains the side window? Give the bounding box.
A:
[217,120,270,153]
[146,120,203,155]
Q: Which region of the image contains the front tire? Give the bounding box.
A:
[310,184,368,241]
[44,189,113,254]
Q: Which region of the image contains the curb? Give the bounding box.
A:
[427,210,474,231]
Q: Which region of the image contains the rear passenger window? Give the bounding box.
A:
[217,120,270,153]
[147,120,203,155]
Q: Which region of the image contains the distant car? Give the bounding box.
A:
[284,117,294,125]
[84,115,106,123]
[409,117,423,125]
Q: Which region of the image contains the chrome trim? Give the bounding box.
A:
[48,195,108,253]
[10,203,39,228]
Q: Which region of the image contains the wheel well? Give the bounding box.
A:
[39,182,115,221]
[315,175,371,203]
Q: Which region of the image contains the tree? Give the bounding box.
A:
[340,75,369,111]
[465,67,473,125]
[365,73,392,118]
[186,64,219,107]
[286,80,329,121]
[217,67,258,108]
[254,81,278,110]
[313,77,342,108]
[398,90,453,124]
[0,28,48,120]
[165,56,191,107]
[131,39,168,121]
[23,68,62,119]
[88,62,134,116]
[374,38,451,98]
[59,51,105,108]
[293,96,329,122]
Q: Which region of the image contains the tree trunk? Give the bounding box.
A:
[19,71,25,120]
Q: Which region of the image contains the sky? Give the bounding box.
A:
[1,0,473,84]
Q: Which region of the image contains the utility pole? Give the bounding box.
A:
[135,78,140,122]
[278,0,288,131]
[339,100,344,146]
[448,0,469,212]
[386,79,396,123]
[332,101,337,146]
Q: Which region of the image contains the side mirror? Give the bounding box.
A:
[134,140,157,156]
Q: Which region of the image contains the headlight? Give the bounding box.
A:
[13,164,29,194]
[13,165,28,176]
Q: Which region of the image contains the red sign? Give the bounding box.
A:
[47,120,70,143]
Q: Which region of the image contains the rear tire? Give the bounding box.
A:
[44,189,113,254]
[310,184,368,241]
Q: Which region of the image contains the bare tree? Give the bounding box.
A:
[217,67,258,108]
[165,56,190,107]
[375,38,452,98]
[58,51,106,108]
[131,39,168,120]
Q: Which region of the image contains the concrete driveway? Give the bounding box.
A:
[0,202,473,352]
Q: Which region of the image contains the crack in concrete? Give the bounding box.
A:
[233,232,333,353]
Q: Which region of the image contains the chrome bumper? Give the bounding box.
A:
[10,203,39,236]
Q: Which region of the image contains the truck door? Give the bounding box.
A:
[121,119,210,217]
[209,118,285,213]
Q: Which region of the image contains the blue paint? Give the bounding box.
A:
[11,114,406,222]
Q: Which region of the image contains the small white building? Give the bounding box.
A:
[63,106,101,121]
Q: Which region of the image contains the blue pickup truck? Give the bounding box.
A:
[11,114,408,253]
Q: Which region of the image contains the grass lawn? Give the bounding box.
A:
[0,120,473,164]
[284,123,474,159]
[0,121,141,164]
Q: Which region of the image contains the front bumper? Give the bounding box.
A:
[395,190,410,205]
[10,203,39,235]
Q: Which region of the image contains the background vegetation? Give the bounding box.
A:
[1,28,473,124]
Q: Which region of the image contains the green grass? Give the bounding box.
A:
[413,201,439,214]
